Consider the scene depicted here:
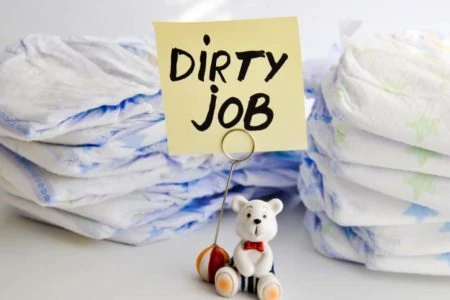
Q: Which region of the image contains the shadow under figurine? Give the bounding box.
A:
[215,196,283,300]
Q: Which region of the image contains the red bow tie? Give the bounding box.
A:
[243,241,264,252]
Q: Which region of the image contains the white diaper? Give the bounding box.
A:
[0,35,160,140]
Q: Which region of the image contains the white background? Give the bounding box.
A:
[2,0,450,59]
[1,0,450,299]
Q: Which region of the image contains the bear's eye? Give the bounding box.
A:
[246,213,251,218]
[263,215,267,219]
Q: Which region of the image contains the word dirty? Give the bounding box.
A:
[170,34,288,83]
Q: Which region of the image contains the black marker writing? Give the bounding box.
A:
[244,93,273,130]
[170,33,286,131]
[236,50,265,81]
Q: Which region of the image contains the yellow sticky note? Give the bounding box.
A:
[153,17,307,155]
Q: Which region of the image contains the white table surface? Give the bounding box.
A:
[2,0,450,299]
[1,202,450,300]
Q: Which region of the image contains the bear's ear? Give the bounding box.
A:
[269,198,283,215]
[231,195,248,213]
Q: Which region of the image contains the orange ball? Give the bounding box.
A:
[196,244,230,283]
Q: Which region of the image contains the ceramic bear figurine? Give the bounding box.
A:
[215,196,283,300]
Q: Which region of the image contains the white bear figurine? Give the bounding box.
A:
[215,196,283,300]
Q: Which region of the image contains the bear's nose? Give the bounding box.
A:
[254,219,261,224]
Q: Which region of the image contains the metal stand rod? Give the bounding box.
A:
[213,161,238,245]
[212,128,255,246]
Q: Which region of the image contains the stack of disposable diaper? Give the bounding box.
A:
[300,30,450,275]
[0,35,300,245]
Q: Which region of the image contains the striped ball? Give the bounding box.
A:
[196,244,230,283]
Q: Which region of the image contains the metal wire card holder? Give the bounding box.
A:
[196,128,255,283]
